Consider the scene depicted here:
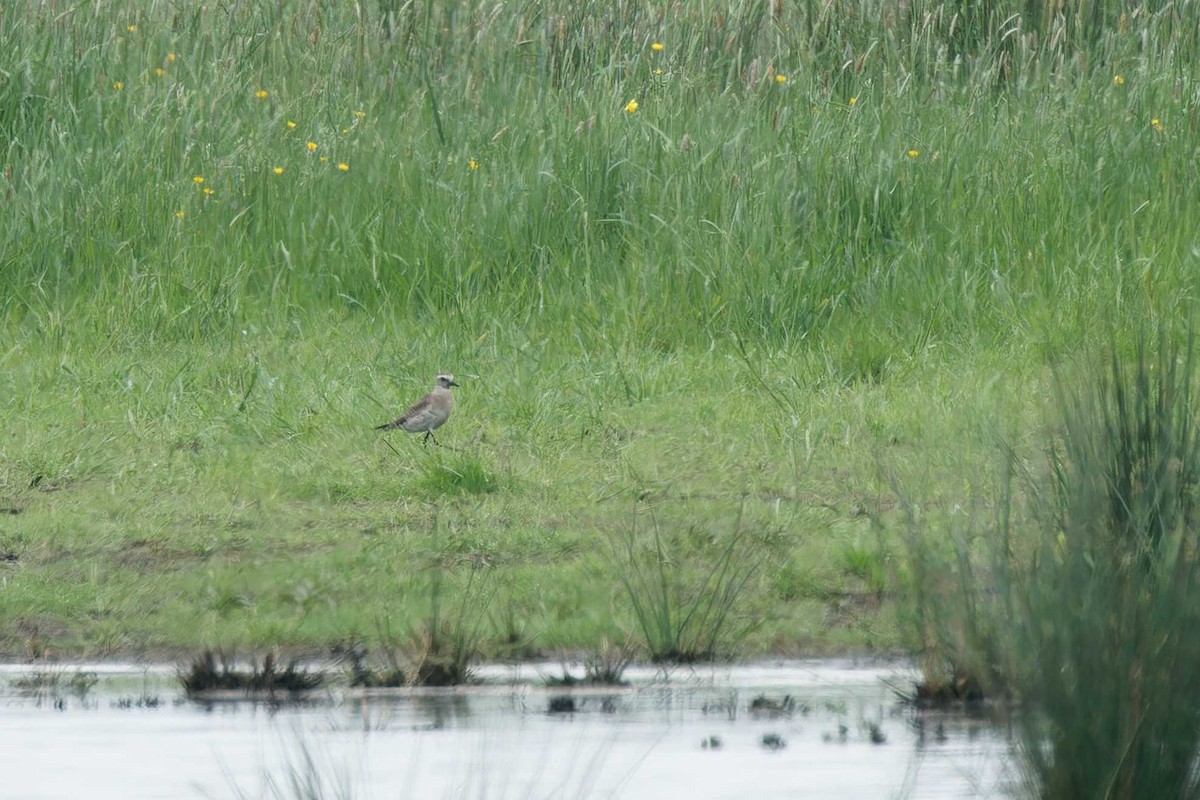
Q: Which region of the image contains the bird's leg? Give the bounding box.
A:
[422,431,432,446]
[429,431,440,447]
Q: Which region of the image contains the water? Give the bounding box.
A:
[0,660,1011,799]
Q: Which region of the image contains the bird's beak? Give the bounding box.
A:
[449,380,460,387]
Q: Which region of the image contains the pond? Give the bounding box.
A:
[0,659,1010,799]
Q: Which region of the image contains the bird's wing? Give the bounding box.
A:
[376,394,432,430]
[402,394,434,422]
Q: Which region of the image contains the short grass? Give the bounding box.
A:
[1,0,1198,660]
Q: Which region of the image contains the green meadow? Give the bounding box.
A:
[1,0,1198,661]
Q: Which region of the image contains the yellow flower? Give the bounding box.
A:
[341,127,348,134]
[655,68,663,75]
[319,156,328,162]
[1113,75,1125,86]
[354,110,366,119]
[113,81,123,90]
[776,74,787,84]
[1151,118,1164,133]
[167,52,176,63]
[155,67,165,78]
[174,210,185,220]
[468,159,479,170]
[849,96,857,106]
[127,24,137,33]
[337,162,349,172]
[651,42,664,51]
[273,167,284,175]
[625,99,639,113]
[202,187,214,196]
[306,141,318,152]
[255,89,269,99]
[907,149,920,158]
[286,120,297,129]
[192,176,205,184]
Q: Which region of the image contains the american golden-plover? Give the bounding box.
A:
[375,373,459,445]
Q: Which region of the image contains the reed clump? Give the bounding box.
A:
[903,330,1200,798]
[616,505,761,663]
[351,555,493,688]
[180,650,323,697]
[1015,332,1200,799]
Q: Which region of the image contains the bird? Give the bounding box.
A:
[375,373,459,445]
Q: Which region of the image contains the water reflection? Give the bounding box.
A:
[0,660,1010,799]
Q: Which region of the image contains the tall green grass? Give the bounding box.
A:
[2,0,1197,353]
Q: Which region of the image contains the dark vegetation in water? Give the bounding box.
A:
[408,651,472,687]
[547,695,577,714]
[749,694,806,717]
[545,638,635,687]
[346,515,494,687]
[760,732,787,751]
[543,693,620,715]
[112,695,162,709]
[11,669,98,697]
[335,548,492,689]
[179,651,323,696]
[821,724,850,744]
[355,615,482,687]
[339,642,407,688]
[903,665,987,708]
[582,638,635,685]
[339,607,482,687]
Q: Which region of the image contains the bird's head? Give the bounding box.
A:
[436,373,460,389]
